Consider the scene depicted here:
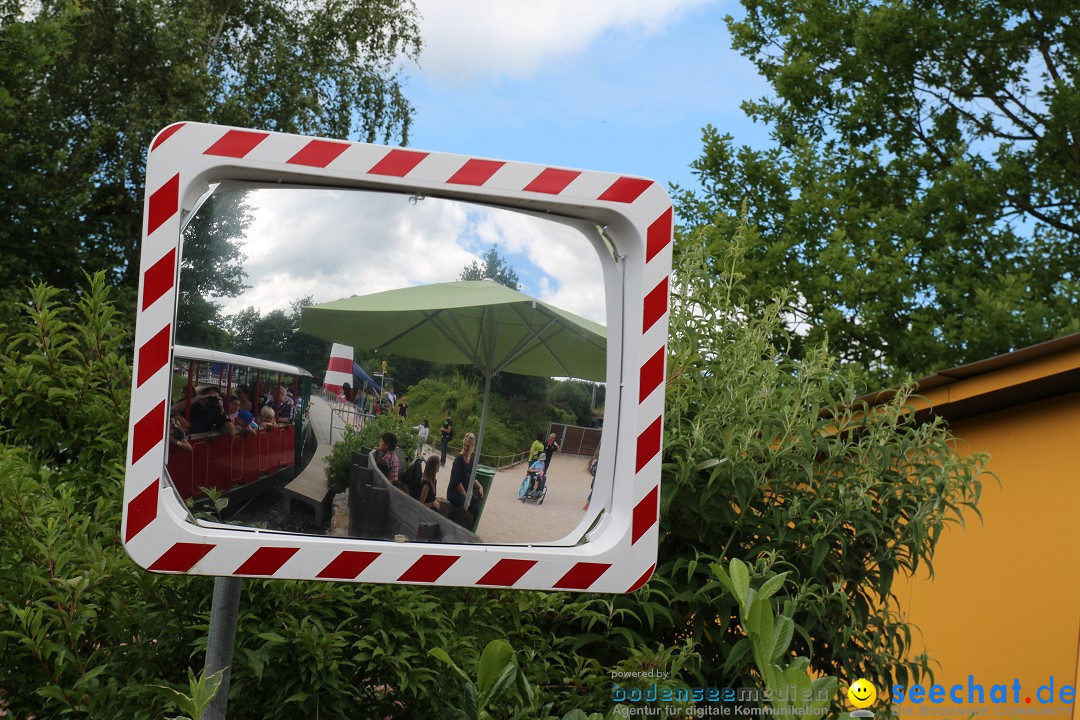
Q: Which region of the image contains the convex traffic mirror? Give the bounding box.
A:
[124,122,671,592]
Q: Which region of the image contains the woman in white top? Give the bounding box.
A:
[414,419,430,459]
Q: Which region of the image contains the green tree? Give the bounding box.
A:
[678,0,1080,381]
[460,244,522,290]
[0,0,421,323]
[225,296,332,375]
[547,380,592,426]
[175,192,254,347]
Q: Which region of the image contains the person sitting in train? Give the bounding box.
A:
[258,405,277,430]
[275,385,295,424]
[227,395,258,435]
[188,386,235,436]
[236,385,255,413]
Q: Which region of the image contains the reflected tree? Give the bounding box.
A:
[460,244,521,290]
[175,193,252,347]
[227,296,332,377]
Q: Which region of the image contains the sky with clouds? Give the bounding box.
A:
[205,187,606,325]
[404,0,771,191]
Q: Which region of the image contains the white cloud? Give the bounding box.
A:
[413,0,717,84]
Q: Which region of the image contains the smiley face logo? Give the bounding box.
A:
[847,678,877,708]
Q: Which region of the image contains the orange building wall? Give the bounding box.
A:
[893,392,1080,716]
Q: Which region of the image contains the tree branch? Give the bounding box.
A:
[1006,193,1080,236]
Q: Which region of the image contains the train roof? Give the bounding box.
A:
[174,344,313,379]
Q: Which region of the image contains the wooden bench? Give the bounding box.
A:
[283,464,332,525]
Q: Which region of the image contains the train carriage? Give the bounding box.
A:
[165,345,315,513]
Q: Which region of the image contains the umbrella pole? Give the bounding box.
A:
[465,373,492,509]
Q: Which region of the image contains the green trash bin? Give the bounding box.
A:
[469,465,496,533]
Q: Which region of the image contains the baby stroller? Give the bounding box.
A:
[517,458,547,504]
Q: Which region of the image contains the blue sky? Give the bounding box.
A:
[404,0,773,194]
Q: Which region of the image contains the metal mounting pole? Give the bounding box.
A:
[202,576,243,720]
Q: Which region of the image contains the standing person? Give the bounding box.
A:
[275,385,295,424]
[440,409,453,467]
[543,432,559,472]
[528,433,545,463]
[398,396,408,418]
[413,419,430,459]
[447,432,483,509]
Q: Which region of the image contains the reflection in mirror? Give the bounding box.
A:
[174,186,609,545]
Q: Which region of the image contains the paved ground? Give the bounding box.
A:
[472,455,595,544]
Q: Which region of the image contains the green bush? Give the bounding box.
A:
[323,414,418,493]
[0,274,637,718]
[405,373,556,464]
[0,228,990,717]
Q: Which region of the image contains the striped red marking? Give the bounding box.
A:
[635,416,663,473]
[148,542,214,572]
[598,176,653,204]
[638,346,665,404]
[553,562,611,590]
[398,554,459,583]
[477,559,537,587]
[368,149,429,177]
[631,485,659,545]
[204,130,269,158]
[523,168,580,195]
[326,356,352,373]
[316,551,381,580]
[447,159,505,186]
[646,207,673,263]
[235,547,300,576]
[136,325,171,388]
[642,276,669,333]
[151,123,186,151]
[142,249,176,311]
[125,480,159,542]
[288,139,350,168]
[131,400,166,465]
[146,174,180,236]
[626,564,657,593]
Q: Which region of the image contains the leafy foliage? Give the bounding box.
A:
[0,273,129,469]
[174,192,254,349]
[0,0,421,325]
[0,274,657,718]
[461,244,522,290]
[677,0,1080,380]
[637,224,987,690]
[712,559,837,715]
[431,639,536,719]
[0,241,987,716]
[224,296,333,379]
[405,373,562,463]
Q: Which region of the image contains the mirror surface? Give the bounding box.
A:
[170,185,610,545]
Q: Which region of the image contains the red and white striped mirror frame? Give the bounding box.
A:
[122,122,671,593]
